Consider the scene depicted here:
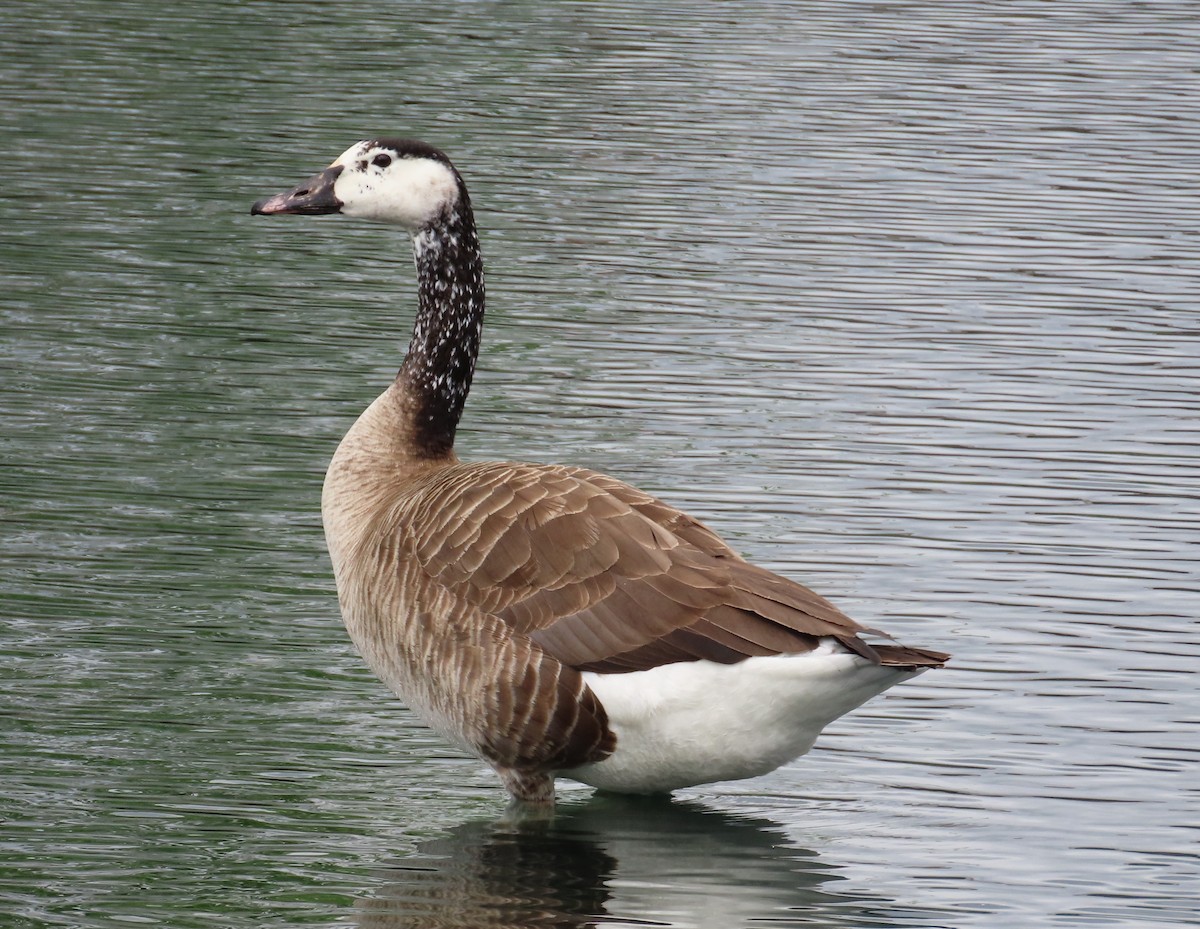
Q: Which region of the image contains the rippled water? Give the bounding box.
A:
[2,1,1197,927]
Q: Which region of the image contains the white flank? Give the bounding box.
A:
[562,640,923,793]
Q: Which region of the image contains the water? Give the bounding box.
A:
[2,1,1197,926]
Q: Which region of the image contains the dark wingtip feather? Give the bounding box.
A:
[872,644,950,669]
[834,634,882,663]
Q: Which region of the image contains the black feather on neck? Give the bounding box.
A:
[397,184,485,459]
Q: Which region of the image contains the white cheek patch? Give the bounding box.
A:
[331,143,459,229]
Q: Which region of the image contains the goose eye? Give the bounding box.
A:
[372,153,392,169]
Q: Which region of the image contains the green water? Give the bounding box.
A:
[3,1,1198,926]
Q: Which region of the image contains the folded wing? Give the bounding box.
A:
[399,462,947,674]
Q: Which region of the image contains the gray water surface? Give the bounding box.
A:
[2,1,1197,927]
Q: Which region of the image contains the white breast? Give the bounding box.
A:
[561,640,923,794]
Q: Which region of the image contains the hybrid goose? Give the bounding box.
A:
[251,139,948,804]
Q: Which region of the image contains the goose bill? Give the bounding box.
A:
[251,165,344,216]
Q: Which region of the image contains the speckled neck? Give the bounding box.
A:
[397,186,484,459]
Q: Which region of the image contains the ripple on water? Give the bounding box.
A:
[2,0,1198,927]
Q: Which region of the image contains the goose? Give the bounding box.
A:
[251,139,948,804]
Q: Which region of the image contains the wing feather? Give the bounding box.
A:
[397,461,941,674]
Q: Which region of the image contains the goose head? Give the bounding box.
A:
[251,138,464,231]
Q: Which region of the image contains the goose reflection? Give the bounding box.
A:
[353,794,918,928]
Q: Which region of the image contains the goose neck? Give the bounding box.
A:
[397,202,485,458]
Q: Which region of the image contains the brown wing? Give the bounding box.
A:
[400,461,947,673]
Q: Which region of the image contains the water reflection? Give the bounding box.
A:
[356,795,922,929]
